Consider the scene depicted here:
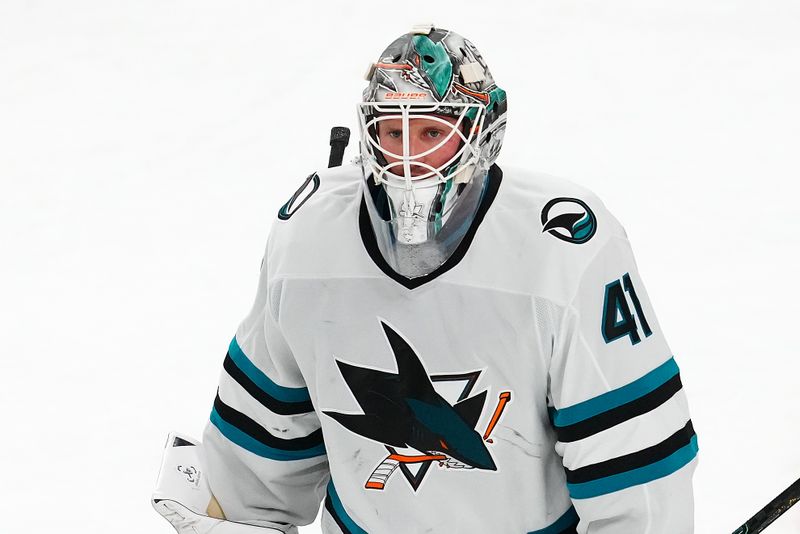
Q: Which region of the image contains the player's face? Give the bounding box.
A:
[376,115,462,177]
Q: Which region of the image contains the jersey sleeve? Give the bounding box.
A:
[201,238,330,533]
[548,232,698,533]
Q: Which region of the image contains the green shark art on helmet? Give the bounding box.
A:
[358,25,508,279]
[411,34,453,100]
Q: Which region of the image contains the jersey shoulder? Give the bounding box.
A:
[462,165,630,302]
[276,163,362,222]
[496,164,627,241]
[266,163,365,278]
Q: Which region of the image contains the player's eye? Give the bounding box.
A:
[425,129,443,139]
[386,129,402,139]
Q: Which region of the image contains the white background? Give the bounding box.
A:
[1,1,798,532]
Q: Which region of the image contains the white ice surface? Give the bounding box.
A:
[1,1,798,532]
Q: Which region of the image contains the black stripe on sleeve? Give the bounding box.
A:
[213,394,323,451]
[555,373,683,443]
[565,420,696,484]
[223,353,315,415]
[325,494,352,534]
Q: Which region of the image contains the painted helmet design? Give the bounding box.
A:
[358,25,507,278]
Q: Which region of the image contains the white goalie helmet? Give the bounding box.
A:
[358,25,507,279]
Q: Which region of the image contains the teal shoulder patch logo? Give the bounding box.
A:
[278,173,320,221]
[541,197,597,244]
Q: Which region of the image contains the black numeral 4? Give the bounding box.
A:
[602,273,653,345]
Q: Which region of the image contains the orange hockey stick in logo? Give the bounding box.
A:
[483,391,511,443]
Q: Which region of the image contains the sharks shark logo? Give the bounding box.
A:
[323,321,511,492]
[541,197,597,244]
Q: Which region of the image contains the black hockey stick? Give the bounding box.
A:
[328,126,350,168]
[732,476,800,533]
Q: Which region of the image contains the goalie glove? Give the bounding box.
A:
[152,432,284,534]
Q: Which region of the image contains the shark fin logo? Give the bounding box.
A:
[541,197,597,244]
[323,321,511,493]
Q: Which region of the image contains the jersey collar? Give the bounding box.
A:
[358,164,503,290]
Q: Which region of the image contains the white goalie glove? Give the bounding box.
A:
[152,432,284,534]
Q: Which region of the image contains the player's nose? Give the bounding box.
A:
[408,135,426,157]
[407,137,430,176]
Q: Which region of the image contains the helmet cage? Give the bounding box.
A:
[357,101,486,194]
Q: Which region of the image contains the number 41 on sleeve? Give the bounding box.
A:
[602,272,653,345]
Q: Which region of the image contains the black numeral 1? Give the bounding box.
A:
[623,273,652,338]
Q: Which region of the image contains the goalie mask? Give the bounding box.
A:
[358,25,507,279]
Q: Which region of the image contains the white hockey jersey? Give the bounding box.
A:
[202,163,697,534]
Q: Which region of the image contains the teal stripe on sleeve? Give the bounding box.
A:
[228,336,311,403]
[553,357,679,427]
[327,480,368,534]
[210,407,326,460]
[528,505,579,534]
[567,435,698,499]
